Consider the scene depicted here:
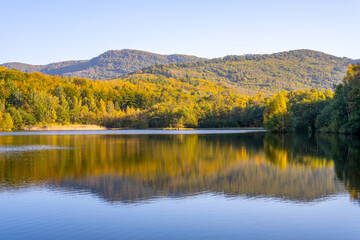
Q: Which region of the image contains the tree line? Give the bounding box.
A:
[264,64,360,135]
[0,63,359,135]
[0,66,264,131]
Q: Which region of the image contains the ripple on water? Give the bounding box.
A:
[0,145,71,152]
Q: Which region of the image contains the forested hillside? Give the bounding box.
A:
[1,62,359,135]
[2,49,358,96]
[137,50,355,95]
[264,64,360,135]
[0,66,265,131]
[1,49,203,80]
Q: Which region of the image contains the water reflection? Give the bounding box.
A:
[0,132,359,203]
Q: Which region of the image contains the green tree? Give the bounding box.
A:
[7,107,24,129]
[70,96,82,123]
[56,95,70,124]
[263,91,292,132]
[0,112,14,131]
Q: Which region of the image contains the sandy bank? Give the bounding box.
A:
[20,125,108,131]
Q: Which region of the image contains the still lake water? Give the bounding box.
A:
[0,130,359,239]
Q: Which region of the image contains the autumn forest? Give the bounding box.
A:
[0,50,359,135]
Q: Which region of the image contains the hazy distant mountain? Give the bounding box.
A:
[2,49,358,95]
[1,49,204,80]
[136,49,356,94]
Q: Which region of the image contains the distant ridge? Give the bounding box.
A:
[135,49,356,94]
[1,49,359,94]
[1,49,204,80]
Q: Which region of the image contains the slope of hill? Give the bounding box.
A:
[136,50,355,95]
[1,63,359,133]
[1,49,204,80]
[2,49,358,95]
[0,66,265,131]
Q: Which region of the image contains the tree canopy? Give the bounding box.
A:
[137,50,353,95]
[263,64,360,135]
[0,62,359,135]
[0,66,264,131]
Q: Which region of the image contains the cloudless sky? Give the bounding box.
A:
[1,0,359,64]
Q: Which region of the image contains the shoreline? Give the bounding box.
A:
[0,127,267,136]
[20,125,109,131]
[17,125,265,132]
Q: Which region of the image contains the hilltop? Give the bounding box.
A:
[136,49,358,95]
[2,49,359,95]
[1,49,204,80]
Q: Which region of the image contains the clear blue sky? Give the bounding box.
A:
[1,0,359,64]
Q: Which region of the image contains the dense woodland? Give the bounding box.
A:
[0,66,265,131]
[0,61,359,135]
[138,50,355,95]
[264,64,360,135]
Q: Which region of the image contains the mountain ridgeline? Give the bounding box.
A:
[1,62,360,135]
[1,49,358,95]
[1,49,204,80]
[137,50,358,95]
[0,49,360,134]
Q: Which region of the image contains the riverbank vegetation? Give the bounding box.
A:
[0,66,265,131]
[0,63,359,134]
[264,64,360,134]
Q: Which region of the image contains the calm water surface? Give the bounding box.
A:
[0,130,359,239]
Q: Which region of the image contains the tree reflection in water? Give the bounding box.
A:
[0,132,359,203]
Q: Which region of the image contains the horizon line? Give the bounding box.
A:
[1,48,358,66]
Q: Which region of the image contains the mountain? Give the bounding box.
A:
[2,49,359,95]
[1,49,204,80]
[136,49,357,95]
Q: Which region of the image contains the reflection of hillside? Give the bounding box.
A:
[54,160,340,203]
[265,134,360,202]
[317,134,360,202]
[1,133,358,203]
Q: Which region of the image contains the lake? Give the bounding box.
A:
[0,130,359,239]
